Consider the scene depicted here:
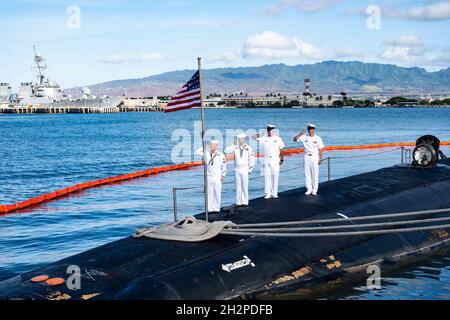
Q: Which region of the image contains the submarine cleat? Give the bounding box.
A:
[1,136,450,300]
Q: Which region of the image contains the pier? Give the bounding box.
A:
[119,105,165,112]
[1,105,120,114]
[0,97,164,114]
[0,105,165,114]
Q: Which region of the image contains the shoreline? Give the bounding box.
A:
[2,105,449,114]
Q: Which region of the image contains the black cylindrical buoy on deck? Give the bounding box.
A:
[412,135,442,167]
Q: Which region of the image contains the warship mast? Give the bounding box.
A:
[33,45,47,86]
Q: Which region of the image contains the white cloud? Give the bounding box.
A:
[242,31,324,60]
[212,50,242,64]
[380,34,429,65]
[99,52,164,64]
[99,54,129,64]
[348,1,450,22]
[140,53,164,62]
[381,47,421,63]
[379,35,450,69]
[334,48,367,59]
[264,0,342,15]
[432,50,450,65]
[400,1,450,21]
[385,34,423,47]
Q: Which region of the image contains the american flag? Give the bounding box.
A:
[164,71,202,113]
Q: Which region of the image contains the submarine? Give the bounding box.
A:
[1,135,450,300]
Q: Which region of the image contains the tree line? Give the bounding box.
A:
[385,96,450,106]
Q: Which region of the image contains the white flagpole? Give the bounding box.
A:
[197,57,209,222]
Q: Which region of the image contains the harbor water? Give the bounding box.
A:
[1,108,450,299]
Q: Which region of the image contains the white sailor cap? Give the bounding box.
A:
[307,123,316,129]
[237,133,247,139]
[210,140,219,145]
[267,124,276,130]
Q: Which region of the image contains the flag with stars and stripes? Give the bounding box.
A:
[164,71,201,113]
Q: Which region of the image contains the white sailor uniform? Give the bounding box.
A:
[225,144,256,206]
[196,148,227,212]
[296,134,324,193]
[257,136,285,198]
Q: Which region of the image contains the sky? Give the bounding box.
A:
[1,0,449,89]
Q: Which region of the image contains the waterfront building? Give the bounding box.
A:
[302,94,343,107]
[223,95,285,107]
[203,97,225,108]
[122,96,168,111]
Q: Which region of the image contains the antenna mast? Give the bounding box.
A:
[33,45,47,86]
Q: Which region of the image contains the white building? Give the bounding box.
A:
[124,96,159,108]
[203,98,225,108]
[223,95,285,107]
[303,94,343,107]
[124,96,170,110]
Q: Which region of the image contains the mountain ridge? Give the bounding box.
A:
[71,61,450,97]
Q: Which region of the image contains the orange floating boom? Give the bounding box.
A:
[0,141,449,216]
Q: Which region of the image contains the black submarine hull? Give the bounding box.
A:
[1,159,450,300]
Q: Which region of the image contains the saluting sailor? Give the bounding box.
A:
[196,140,227,213]
[293,124,325,196]
[253,125,285,199]
[225,133,256,207]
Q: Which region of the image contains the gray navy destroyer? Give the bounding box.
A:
[0,47,121,113]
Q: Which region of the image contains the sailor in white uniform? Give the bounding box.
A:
[293,124,325,196]
[225,133,256,207]
[253,125,285,199]
[196,140,227,213]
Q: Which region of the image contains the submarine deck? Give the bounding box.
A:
[1,159,450,300]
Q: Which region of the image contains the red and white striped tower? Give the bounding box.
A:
[305,78,310,96]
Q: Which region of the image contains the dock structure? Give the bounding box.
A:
[1,97,122,114]
[2,106,120,114]
[0,98,167,114]
[0,104,165,114]
[118,105,165,112]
